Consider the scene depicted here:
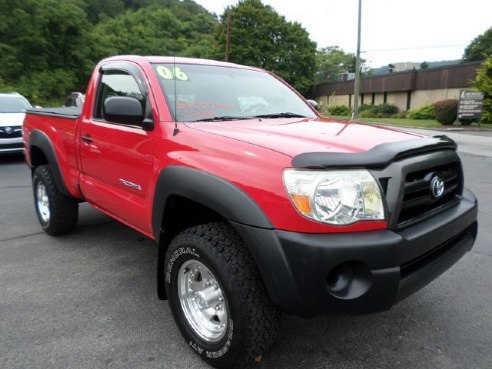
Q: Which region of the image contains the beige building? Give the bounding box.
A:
[312,62,481,112]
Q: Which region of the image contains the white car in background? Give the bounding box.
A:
[0,92,32,154]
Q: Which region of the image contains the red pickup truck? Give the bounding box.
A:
[23,56,478,369]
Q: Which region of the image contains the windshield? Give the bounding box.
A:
[152,63,317,122]
[0,96,31,113]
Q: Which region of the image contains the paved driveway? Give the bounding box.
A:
[1,130,491,369]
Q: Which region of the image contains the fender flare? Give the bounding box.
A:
[152,165,273,242]
[29,130,69,196]
[153,165,274,300]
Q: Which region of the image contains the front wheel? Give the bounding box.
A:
[32,165,78,235]
[165,222,280,369]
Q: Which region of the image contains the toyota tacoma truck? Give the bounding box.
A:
[23,56,478,369]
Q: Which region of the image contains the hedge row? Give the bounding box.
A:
[325,103,399,118]
[324,99,463,125]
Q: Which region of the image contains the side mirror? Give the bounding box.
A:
[307,99,318,109]
[104,96,144,126]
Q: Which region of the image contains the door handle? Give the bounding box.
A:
[81,135,93,143]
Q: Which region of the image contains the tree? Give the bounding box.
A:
[0,0,91,104]
[81,0,184,23]
[315,46,365,83]
[464,27,492,62]
[0,0,219,104]
[211,0,317,95]
[86,3,217,67]
[420,61,429,69]
[472,57,492,124]
[82,0,126,23]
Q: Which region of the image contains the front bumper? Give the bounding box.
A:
[232,188,477,317]
[0,137,24,154]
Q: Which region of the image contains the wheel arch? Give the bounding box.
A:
[28,130,69,196]
[154,166,274,300]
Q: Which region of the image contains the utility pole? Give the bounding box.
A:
[225,13,232,62]
[352,0,362,120]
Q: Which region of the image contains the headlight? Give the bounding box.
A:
[283,169,385,225]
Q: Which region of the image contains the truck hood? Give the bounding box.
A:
[185,117,424,157]
[0,113,25,127]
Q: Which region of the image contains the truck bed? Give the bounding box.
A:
[27,107,81,119]
[24,107,82,198]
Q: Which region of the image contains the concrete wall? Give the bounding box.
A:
[410,88,461,110]
[323,88,464,112]
[386,92,408,111]
[328,94,350,106]
[374,93,385,105]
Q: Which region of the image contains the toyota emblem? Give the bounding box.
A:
[5,126,13,135]
[430,176,445,198]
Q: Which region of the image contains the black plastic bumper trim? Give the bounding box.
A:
[235,188,477,317]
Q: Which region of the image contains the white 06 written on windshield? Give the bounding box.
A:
[156,65,189,81]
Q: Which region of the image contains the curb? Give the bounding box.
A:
[352,121,492,132]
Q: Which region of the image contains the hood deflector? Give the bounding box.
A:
[292,135,457,169]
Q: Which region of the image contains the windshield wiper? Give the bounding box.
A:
[189,116,254,122]
[252,112,308,119]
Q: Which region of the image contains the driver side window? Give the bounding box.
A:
[94,71,144,121]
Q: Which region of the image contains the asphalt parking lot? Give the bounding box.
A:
[1,131,492,369]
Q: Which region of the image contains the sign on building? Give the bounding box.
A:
[458,90,485,121]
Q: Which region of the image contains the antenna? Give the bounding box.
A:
[173,54,179,136]
[172,0,179,136]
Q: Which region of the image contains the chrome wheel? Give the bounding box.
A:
[36,181,50,223]
[177,259,229,343]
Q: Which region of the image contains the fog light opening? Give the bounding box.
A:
[326,263,354,292]
[326,261,373,299]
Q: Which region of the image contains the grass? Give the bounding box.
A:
[355,117,442,128]
[326,115,490,129]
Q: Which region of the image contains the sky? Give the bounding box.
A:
[194,0,492,68]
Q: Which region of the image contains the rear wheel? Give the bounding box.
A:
[33,165,78,235]
[165,222,280,369]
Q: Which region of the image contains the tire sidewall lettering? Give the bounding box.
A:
[165,246,199,283]
[187,319,234,360]
[205,319,233,359]
[166,243,237,362]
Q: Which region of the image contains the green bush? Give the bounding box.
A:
[408,104,435,120]
[434,99,458,125]
[392,111,408,119]
[373,103,398,116]
[355,103,398,118]
[358,110,374,118]
[327,104,352,116]
[472,57,492,124]
[359,104,373,112]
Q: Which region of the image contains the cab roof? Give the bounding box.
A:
[101,55,262,72]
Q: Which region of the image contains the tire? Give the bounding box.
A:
[165,222,280,369]
[32,165,78,235]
